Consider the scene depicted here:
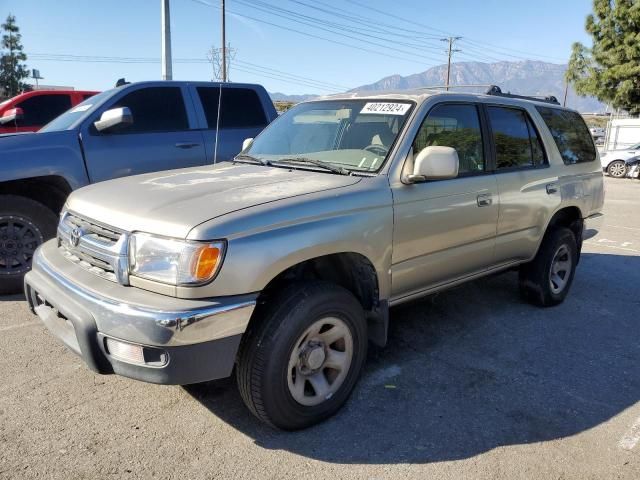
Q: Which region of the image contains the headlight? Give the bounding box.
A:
[129,233,225,286]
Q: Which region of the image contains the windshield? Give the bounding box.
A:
[39,89,112,132]
[244,99,414,174]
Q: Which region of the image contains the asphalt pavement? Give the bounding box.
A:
[1,176,639,479]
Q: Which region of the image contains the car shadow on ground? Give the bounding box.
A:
[0,293,24,302]
[176,252,637,462]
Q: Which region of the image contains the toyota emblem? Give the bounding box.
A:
[70,227,84,247]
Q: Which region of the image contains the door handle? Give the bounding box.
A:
[175,142,200,149]
[546,183,558,194]
[477,194,493,207]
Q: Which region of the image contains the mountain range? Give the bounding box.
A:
[270,60,605,112]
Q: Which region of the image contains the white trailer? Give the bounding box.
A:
[605,117,640,151]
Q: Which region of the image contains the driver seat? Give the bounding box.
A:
[340,122,393,150]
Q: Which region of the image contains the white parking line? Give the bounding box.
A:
[584,242,640,254]
[619,416,640,450]
[606,224,640,232]
[0,321,39,333]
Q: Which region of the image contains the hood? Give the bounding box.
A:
[0,130,83,185]
[67,163,362,238]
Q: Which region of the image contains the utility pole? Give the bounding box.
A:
[441,36,462,91]
[221,0,227,82]
[161,0,173,80]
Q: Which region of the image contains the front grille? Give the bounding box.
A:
[62,213,121,246]
[57,212,128,284]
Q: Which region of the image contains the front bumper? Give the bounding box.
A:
[24,240,257,385]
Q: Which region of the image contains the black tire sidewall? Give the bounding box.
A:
[246,283,367,429]
[522,227,578,306]
[0,195,58,294]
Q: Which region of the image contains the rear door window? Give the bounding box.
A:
[17,94,72,127]
[487,106,546,170]
[105,87,189,134]
[197,87,267,129]
[535,107,596,164]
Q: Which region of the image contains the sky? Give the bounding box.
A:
[0,0,594,95]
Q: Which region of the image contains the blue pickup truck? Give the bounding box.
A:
[0,81,277,293]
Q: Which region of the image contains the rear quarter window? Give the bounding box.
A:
[535,107,596,164]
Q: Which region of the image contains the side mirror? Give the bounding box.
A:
[407,146,459,183]
[94,107,133,132]
[0,107,24,125]
[242,137,254,151]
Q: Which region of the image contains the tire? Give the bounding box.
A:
[607,160,627,178]
[236,281,367,430]
[0,195,58,295]
[519,227,578,307]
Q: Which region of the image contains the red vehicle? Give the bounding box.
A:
[0,89,99,134]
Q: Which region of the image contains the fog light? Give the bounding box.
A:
[105,337,145,365]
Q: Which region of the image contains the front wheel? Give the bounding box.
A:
[0,195,58,295]
[607,160,627,178]
[236,281,367,430]
[519,227,578,307]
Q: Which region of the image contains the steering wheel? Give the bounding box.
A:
[363,144,389,156]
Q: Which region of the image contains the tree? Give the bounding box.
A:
[566,0,640,115]
[0,14,29,98]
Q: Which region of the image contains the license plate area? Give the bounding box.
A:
[29,288,82,356]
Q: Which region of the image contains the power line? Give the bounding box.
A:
[185,0,442,66]
[233,0,447,64]
[343,0,566,63]
[27,52,347,93]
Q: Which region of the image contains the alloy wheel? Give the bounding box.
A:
[608,161,627,178]
[0,215,44,276]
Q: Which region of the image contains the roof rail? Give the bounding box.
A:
[485,85,560,105]
[417,84,495,92]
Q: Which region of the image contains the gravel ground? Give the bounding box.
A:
[1,176,639,480]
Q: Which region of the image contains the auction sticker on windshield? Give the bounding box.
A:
[360,102,411,115]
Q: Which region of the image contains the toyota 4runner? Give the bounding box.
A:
[24,87,604,430]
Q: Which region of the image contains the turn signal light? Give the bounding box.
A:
[191,245,222,282]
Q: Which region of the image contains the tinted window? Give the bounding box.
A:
[107,87,188,134]
[414,103,485,174]
[527,115,546,166]
[488,106,545,169]
[197,87,267,129]
[17,94,72,127]
[536,107,596,164]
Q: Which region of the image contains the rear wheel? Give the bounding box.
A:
[236,281,367,430]
[0,195,58,295]
[519,227,578,307]
[607,160,627,178]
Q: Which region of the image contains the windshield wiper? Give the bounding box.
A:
[274,157,350,175]
[234,154,271,166]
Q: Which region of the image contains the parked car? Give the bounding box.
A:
[0,89,98,134]
[600,143,640,177]
[25,88,604,429]
[589,126,605,139]
[0,81,277,293]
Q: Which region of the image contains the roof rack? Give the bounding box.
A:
[417,84,495,92]
[485,85,560,105]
